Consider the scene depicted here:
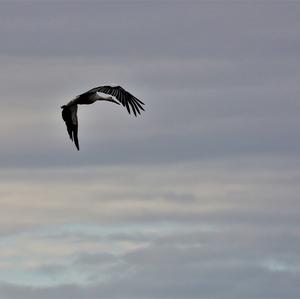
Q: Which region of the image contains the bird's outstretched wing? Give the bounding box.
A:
[86,85,145,116]
[61,105,79,150]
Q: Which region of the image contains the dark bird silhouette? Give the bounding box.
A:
[61,85,145,150]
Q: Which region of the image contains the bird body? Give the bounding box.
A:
[66,93,115,106]
[61,85,144,150]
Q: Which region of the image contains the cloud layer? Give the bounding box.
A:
[0,1,300,298]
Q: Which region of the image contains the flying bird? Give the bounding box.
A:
[61,85,145,150]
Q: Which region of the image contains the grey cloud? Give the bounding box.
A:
[0,53,299,167]
[0,1,300,298]
[0,2,299,59]
[0,157,299,236]
[36,264,69,277]
[74,252,118,266]
[1,227,300,299]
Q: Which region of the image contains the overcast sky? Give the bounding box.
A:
[0,1,300,298]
